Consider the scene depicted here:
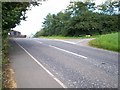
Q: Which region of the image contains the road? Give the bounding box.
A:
[9,38,118,88]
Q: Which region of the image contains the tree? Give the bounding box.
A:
[35,1,119,37]
[2,2,39,38]
[2,2,39,63]
[97,1,119,15]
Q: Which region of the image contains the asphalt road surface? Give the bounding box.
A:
[9,38,118,88]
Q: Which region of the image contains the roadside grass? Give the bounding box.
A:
[2,38,17,88]
[38,33,119,52]
[39,36,80,39]
[39,35,99,39]
[89,32,119,52]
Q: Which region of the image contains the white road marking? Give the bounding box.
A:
[35,40,43,44]
[33,39,87,59]
[53,39,76,45]
[49,45,87,59]
[15,41,67,88]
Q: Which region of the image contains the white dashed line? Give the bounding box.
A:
[15,41,67,88]
[49,45,87,59]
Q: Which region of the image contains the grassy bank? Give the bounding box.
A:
[89,32,119,52]
[39,35,99,39]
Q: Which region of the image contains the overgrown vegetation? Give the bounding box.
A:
[2,2,38,62]
[34,0,119,37]
[89,32,119,52]
[2,2,39,88]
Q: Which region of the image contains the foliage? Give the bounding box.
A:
[89,32,119,52]
[2,2,39,37]
[2,1,39,88]
[2,2,40,66]
[34,1,119,37]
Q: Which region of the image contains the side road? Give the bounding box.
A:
[43,38,95,46]
[8,39,63,88]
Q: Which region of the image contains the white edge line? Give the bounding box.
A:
[15,41,67,88]
[49,45,87,59]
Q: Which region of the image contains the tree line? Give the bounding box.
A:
[34,1,119,37]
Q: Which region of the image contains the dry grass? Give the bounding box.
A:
[2,38,17,88]
[3,61,17,88]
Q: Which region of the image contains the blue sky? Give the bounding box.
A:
[13,0,110,37]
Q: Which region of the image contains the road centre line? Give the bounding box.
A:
[34,40,87,59]
[49,45,87,59]
[15,41,67,88]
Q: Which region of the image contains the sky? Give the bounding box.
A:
[13,0,110,37]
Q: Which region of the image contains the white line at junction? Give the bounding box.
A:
[53,39,77,45]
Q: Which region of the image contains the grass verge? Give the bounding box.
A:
[2,38,17,88]
[39,35,99,39]
[89,32,119,52]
